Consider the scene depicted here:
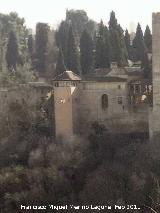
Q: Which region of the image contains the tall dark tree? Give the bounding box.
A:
[142,52,151,79]
[80,30,94,74]
[27,34,34,67]
[55,48,66,75]
[56,21,69,67]
[95,21,110,68]
[144,25,152,53]
[66,9,88,42]
[66,25,80,74]
[109,11,117,30]
[124,29,131,59]
[35,23,49,76]
[6,31,19,70]
[117,25,128,66]
[56,10,97,75]
[109,11,118,62]
[109,11,128,66]
[132,23,146,62]
[27,34,34,56]
[104,26,111,67]
[85,20,97,38]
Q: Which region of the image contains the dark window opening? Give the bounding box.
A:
[102,94,108,110]
[55,82,59,87]
[135,85,139,94]
[118,96,123,104]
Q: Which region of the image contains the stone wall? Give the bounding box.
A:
[77,82,149,135]
[54,86,76,138]
[0,85,51,116]
[78,81,126,134]
[150,13,160,137]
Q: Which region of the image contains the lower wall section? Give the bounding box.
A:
[78,111,149,136]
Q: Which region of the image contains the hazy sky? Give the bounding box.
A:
[1,0,160,31]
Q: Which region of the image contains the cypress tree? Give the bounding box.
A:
[27,34,34,56]
[56,21,69,66]
[117,25,128,66]
[66,9,89,43]
[124,29,131,59]
[6,31,19,71]
[109,10,118,63]
[104,26,111,68]
[132,23,146,62]
[80,30,94,74]
[144,25,152,53]
[66,25,80,74]
[55,48,66,75]
[95,21,110,68]
[109,11,117,30]
[109,11,128,66]
[35,23,49,76]
[27,34,34,67]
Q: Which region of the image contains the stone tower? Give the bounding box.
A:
[150,13,160,138]
[53,71,81,139]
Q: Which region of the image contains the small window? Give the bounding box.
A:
[118,85,121,89]
[66,82,70,86]
[102,94,108,110]
[55,82,59,87]
[71,82,77,87]
[118,96,123,104]
[135,85,139,93]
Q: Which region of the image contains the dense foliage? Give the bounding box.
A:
[0,111,160,213]
[55,10,152,78]
[95,21,110,68]
[132,23,146,62]
[35,23,50,76]
[6,31,19,70]
[80,30,94,74]
[0,10,152,79]
[66,25,80,74]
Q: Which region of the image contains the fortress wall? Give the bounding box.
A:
[79,81,128,121]
[77,81,149,135]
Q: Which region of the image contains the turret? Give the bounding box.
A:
[53,71,81,139]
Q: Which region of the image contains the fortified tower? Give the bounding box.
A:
[150,13,160,138]
[53,71,81,139]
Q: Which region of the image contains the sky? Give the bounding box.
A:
[1,0,160,32]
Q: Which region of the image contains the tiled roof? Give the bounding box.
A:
[125,67,143,76]
[82,76,127,82]
[53,71,81,81]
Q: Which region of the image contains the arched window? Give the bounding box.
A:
[118,85,121,89]
[102,94,108,110]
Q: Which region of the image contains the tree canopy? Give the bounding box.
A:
[6,31,19,71]
[35,23,50,76]
[80,29,94,74]
[132,23,146,62]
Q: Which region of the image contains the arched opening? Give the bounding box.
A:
[102,94,108,110]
